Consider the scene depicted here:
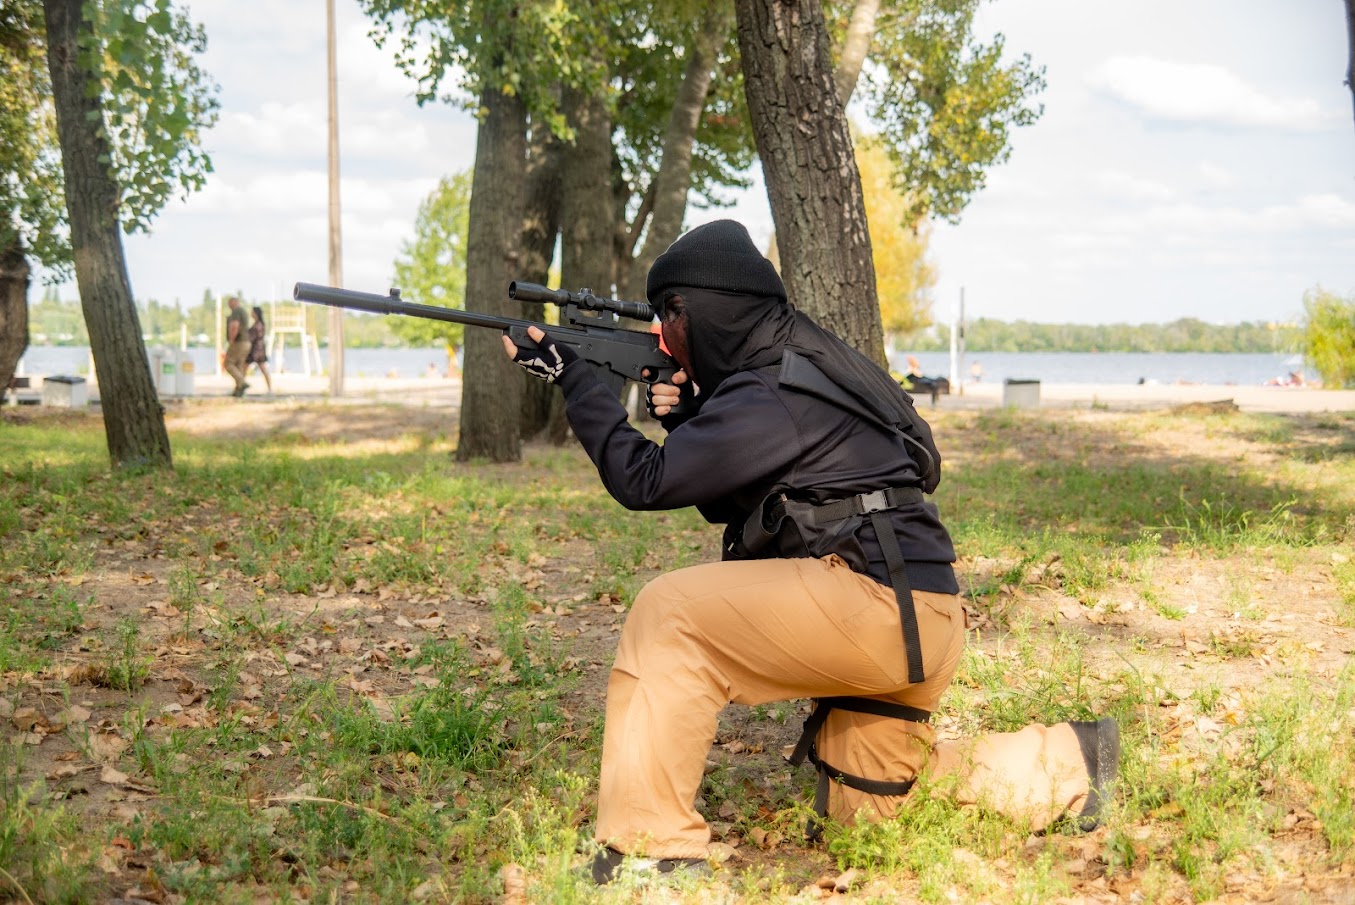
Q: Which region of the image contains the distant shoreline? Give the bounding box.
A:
[13,371,1351,416]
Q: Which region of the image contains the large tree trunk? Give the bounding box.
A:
[519,120,563,439]
[621,5,726,299]
[553,85,619,441]
[0,234,29,404]
[43,0,171,469]
[1345,0,1355,132]
[561,87,618,297]
[456,85,527,462]
[735,0,886,365]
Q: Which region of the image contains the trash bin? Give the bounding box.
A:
[42,375,88,408]
[149,347,179,396]
[173,350,196,396]
[148,348,196,396]
[1003,378,1040,409]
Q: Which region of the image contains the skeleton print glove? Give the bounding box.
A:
[506,331,579,384]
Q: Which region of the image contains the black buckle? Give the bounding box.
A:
[858,490,889,514]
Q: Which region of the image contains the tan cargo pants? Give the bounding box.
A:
[595,555,1091,859]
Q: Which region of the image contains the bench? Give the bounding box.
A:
[904,375,950,405]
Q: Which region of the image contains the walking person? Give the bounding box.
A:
[223,296,251,397]
[246,306,273,394]
[503,220,1119,885]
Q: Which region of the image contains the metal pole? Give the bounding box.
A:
[326,0,345,396]
[949,287,960,390]
[957,287,966,397]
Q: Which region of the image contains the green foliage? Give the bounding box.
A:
[91,618,150,690]
[363,0,756,227]
[0,0,69,272]
[841,0,1046,225]
[0,0,218,281]
[0,746,93,904]
[83,0,220,234]
[389,170,472,349]
[359,0,588,128]
[1300,287,1355,389]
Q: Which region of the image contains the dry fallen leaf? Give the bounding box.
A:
[499,863,526,905]
[89,733,130,762]
[100,765,130,785]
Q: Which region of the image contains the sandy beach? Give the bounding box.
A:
[14,370,1355,415]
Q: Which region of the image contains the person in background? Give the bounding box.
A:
[223,297,252,397]
[970,360,984,383]
[245,306,273,394]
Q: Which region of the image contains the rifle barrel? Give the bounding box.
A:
[293,282,534,332]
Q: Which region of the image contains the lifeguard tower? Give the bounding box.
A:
[267,301,323,376]
[213,297,323,376]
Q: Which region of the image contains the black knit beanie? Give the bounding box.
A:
[646,219,786,303]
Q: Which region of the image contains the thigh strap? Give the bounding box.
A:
[786,697,930,840]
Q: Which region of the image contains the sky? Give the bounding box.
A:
[41,0,1355,327]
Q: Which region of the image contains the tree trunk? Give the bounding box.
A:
[0,233,30,404]
[1345,0,1355,132]
[735,0,886,365]
[43,0,172,469]
[555,86,620,439]
[835,0,881,106]
[561,87,618,298]
[519,120,563,439]
[622,5,725,299]
[456,85,527,462]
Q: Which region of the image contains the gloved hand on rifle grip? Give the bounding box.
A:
[502,326,579,384]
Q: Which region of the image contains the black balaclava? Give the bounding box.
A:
[647,220,791,392]
[647,219,941,488]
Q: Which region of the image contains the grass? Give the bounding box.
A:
[0,404,1352,902]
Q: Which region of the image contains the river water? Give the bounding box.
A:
[16,346,1306,387]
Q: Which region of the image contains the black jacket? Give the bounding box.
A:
[556,361,959,595]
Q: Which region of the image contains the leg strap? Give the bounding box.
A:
[787,697,931,840]
[869,510,926,685]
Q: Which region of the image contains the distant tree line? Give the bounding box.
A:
[29,290,1306,357]
[906,317,1301,354]
[27,291,412,349]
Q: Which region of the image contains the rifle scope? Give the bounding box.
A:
[509,281,655,323]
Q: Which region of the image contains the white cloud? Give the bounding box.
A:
[208,102,474,171]
[1196,162,1234,188]
[1087,55,1336,131]
[1090,169,1175,202]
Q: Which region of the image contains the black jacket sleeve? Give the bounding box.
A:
[558,363,802,513]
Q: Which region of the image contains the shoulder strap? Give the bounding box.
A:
[778,351,938,488]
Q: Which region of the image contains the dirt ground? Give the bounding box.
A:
[6,401,1355,903]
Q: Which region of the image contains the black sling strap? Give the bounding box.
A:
[796,486,927,686]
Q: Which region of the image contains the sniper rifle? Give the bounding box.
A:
[292,281,691,414]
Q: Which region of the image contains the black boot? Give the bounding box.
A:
[1068,717,1120,832]
[590,847,712,885]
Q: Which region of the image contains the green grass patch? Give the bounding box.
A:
[1,405,1352,902]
